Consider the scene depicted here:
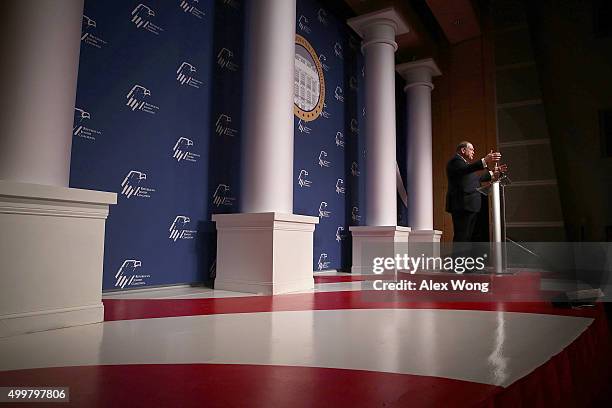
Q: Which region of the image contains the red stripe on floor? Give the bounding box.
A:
[0,364,502,408]
[103,290,598,322]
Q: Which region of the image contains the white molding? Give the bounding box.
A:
[350,225,411,237]
[213,212,317,227]
[0,182,115,219]
[347,7,410,37]
[313,270,340,275]
[396,58,442,78]
[1,303,103,319]
[409,229,443,241]
[0,204,109,219]
[0,303,104,338]
[403,81,434,91]
[0,180,116,205]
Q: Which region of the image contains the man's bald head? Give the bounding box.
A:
[456,141,472,152]
[456,141,475,160]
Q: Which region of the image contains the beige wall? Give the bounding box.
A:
[527,0,612,241]
[431,31,498,241]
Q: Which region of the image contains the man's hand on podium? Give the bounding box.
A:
[484,150,502,168]
[493,163,508,181]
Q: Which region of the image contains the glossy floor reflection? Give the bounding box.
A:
[0,308,591,387]
[0,273,608,407]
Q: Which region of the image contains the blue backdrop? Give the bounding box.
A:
[292,0,365,272]
[71,0,405,290]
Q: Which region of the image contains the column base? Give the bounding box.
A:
[212,212,319,295]
[349,226,411,274]
[0,181,116,338]
[408,229,442,241]
[409,229,443,259]
[1,304,104,338]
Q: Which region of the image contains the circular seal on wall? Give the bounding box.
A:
[294,35,325,122]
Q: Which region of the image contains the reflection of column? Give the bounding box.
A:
[213,0,318,294]
[396,58,442,250]
[348,8,411,274]
[0,0,116,337]
[487,312,509,385]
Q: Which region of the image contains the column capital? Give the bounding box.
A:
[396,58,441,91]
[348,8,409,52]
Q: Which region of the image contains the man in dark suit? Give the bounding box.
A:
[445,141,504,242]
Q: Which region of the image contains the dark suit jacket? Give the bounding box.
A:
[445,154,492,213]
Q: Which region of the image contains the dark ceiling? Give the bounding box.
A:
[339,0,483,60]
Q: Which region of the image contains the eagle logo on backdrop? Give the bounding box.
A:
[294,35,325,122]
[131,4,163,34]
[318,253,330,270]
[121,170,146,198]
[120,170,155,199]
[115,260,149,289]
[169,216,197,242]
[172,137,200,163]
[73,108,90,134]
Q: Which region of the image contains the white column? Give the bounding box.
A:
[397,58,442,254]
[396,58,441,230]
[0,0,83,187]
[240,0,295,214]
[213,0,318,294]
[348,9,411,274]
[349,9,408,226]
[0,0,117,337]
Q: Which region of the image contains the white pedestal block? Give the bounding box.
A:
[409,229,443,260]
[349,226,411,274]
[0,181,116,338]
[212,212,319,295]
